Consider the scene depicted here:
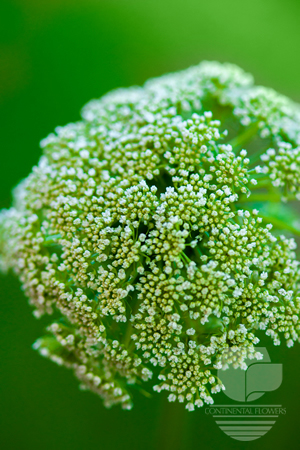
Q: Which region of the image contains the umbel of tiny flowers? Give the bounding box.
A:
[1,61,300,412]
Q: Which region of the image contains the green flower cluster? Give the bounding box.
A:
[1,61,300,411]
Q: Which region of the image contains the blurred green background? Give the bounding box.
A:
[1,0,300,449]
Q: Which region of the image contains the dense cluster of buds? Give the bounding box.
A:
[1,61,300,411]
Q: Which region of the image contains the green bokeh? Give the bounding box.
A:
[1,1,300,449]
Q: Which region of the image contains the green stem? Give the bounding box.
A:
[227,121,260,150]
[240,193,281,203]
[250,178,274,190]
[259,213,300,236]
[155,397,188,450]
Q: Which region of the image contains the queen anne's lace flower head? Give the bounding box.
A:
[1,61,300,410]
